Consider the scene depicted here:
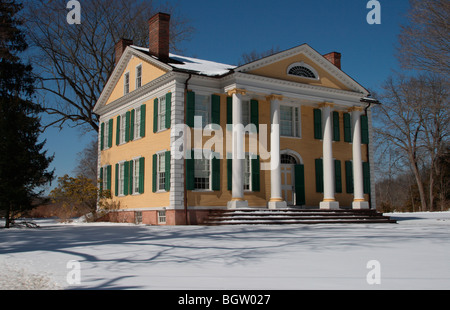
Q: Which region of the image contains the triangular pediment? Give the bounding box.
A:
[235,44,368,94]
[94,47,172,113]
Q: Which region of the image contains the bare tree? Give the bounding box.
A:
[397,0,450,75]
[22,0,194,132]
[73,139,98,183]
[375,73,449,211]
[238,46,281,66]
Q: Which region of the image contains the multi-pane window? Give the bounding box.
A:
[134,106,141,140]
[103,120,110,149]
[136,65,142,89]
[280,105,301,137]
[133,158,140,194]
[157,153,166,191]
[120,113,126,144]
[102,166,108,191]
[118,162,125,196]
[124,73,130,94]
[194,157,210,190]
[195,94,210,127]
[158,95,166,132]
[158,210,167,224]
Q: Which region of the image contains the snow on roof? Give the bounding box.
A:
[130,45,236,77]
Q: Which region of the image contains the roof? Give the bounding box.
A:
[130,45,236,77]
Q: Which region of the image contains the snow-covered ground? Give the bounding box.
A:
[0,212,449,290]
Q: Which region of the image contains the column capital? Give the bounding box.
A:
[318,102,335,108]
[227,88,247,97]
[348,106,364,112]
[266,94,284,102]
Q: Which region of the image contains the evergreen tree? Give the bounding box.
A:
[0,0,54,228]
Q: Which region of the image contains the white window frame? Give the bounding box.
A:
[119,112,127,144]
[136,64,142,89]
[242,100,251,127]
[132,157,141,195]
[102,165,108,191]
[133,106,141,140]
[118,161,125,196]
[193,149,212,191]
[103,120,110,150]
[280,104,301,138]
[158,210,167,224]
[156,152,166,192]
[124,72,130,95]
[158,95,166,132]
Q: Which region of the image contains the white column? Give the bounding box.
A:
[227,89,248,209]
[267,95,287,209]
[351,107,369,209]
[320,103,339,210]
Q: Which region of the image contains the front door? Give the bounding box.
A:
[281,164,295,205]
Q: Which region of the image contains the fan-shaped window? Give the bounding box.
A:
[287,62,319,80]
[288,66,315,78]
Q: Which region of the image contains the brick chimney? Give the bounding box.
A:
[115,39,133,65]
[148,12,171,63]
[323,52,341,69]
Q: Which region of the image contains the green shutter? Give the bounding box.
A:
[211,94,221,125]
[295,164,306,206]
[315,158,324,193]
[251,155,260,192]
[99,167,103,192]
[124,161,129,196]
[139,157,145,194]
[186,150,194,190]
[165,151,171,192]
[211,154,220,191]
[165,92,172,129]
[152,154,157,193]
[129,160,134,194]
[226,97,232,128]
[314,109,322,140]
[333,111,340,141]
[186,91,195,128]
[100,123,105,151]
[153,98,159,133]
[363,162,371,194]
[251,99,259,133]
[125,111,130,142]
[361,115,369,144]
[130,109,135,141]
[344,113,352,143]
[116,115,121,145]
[227,158,232,191]
[335,160,342,193]
[345,161,354,194]
[115,163,119,196]
[107,165,112,191]
[108,119,113,148]
[140,104,146,138]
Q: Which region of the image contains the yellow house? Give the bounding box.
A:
[93,13,377,225]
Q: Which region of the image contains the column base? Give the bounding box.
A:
[268,200,287,209]
[320,200,340,210]
[352,200,369,209]
[227,200,248,209]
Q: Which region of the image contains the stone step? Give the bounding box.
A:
[204,208,396,225]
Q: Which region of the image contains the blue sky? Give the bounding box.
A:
[40,0,411,192]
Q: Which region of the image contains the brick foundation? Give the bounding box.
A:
[97,209,212,226]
